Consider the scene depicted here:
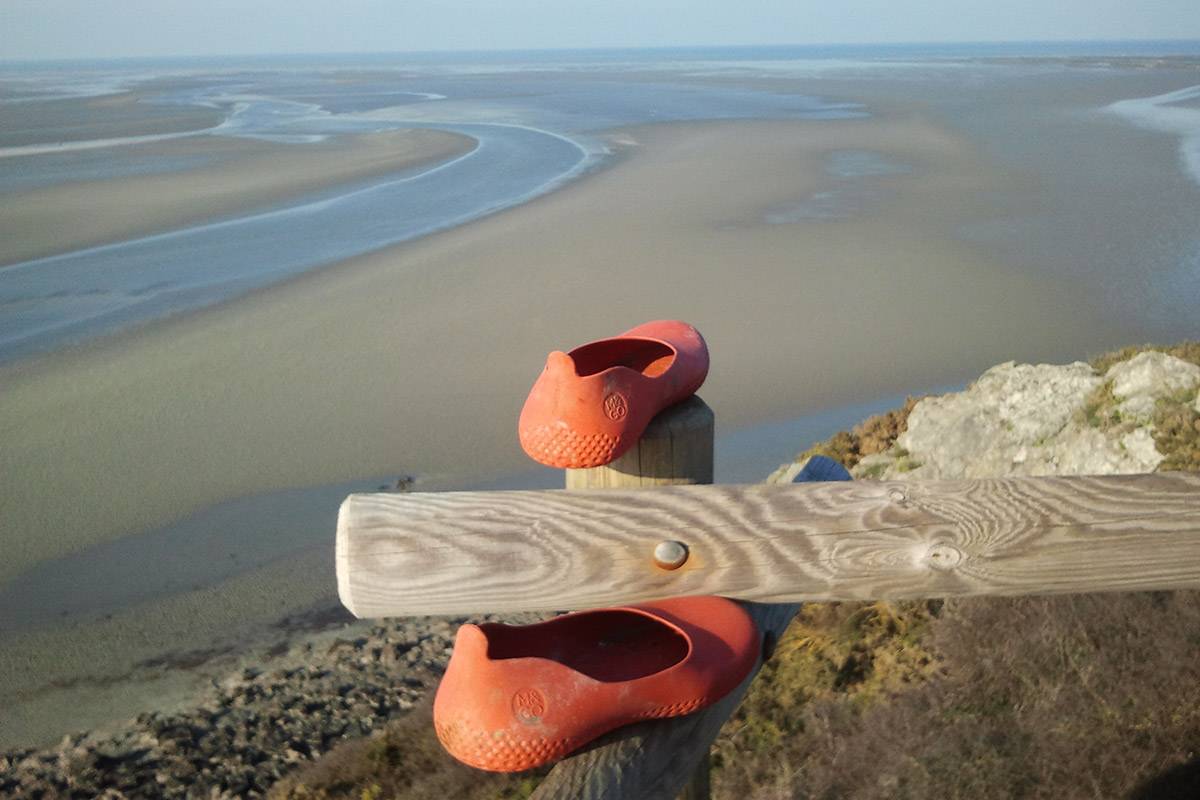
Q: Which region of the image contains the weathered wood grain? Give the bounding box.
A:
[337,472,1200,617]
[678,754,711,800]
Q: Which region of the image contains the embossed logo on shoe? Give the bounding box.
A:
[512,688,547,724]
[603,391,629,421]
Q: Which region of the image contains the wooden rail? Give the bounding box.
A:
[337,472,1200,618]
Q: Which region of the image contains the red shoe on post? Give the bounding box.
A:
[433,596,759,772]
[518,320,710,469]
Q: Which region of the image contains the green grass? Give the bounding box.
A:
[1078,380,1122,430]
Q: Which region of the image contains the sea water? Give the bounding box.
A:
[4,42,1200,362]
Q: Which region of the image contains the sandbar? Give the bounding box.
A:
[0,91,223,148]
[0,128,476,264]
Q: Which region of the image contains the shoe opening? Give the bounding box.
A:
[569,338,676,378]
[481,610,689,682]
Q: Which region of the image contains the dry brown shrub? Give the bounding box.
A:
[1153,401,1200,472]
[797,396,923,470]
[268,694,544,800]
[1089,342,1200,374]
[719,592,1200,800]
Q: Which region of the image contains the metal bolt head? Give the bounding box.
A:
[654,540,689,570]
[926,542,964,571]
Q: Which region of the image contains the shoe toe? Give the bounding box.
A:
[519,422,622,469]
[434,718,574,772]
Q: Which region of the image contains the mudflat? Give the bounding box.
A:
[0,114,1134,745]
[0,128,475,264]
[0,114,1129,583]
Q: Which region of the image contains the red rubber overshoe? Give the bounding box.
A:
[518,320,710,469]
[433,596,759,772]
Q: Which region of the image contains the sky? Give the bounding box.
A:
[3,0,1200,61]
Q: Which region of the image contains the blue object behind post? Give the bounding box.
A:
[792,454,852,483]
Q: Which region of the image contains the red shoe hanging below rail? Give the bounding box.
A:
[433,595,759,772]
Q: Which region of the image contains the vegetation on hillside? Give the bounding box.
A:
[792,396,924,473]
[273,344,1200,800]
[1079,343,1200,472]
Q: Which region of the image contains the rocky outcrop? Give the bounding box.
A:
[1107,352,1200,420]
[792,350,1200,482]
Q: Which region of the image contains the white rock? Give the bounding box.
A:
[893,361,1103,479]
[1105,351,1200,422]
[853,355,1186,480]
[1047,425,1162,475]
[852,453,896,479]
[767,460,806,484]
[800,352,1197,482]
[1121,427,1166,467]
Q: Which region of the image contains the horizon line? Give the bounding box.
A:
[4,37,1200,67]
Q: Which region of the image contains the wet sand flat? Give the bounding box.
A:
[0,128,475,264]
[0,115,1130,588]
[0,114,1141,746]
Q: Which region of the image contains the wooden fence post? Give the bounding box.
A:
[564,396,713,490]
[562,395,715,799]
